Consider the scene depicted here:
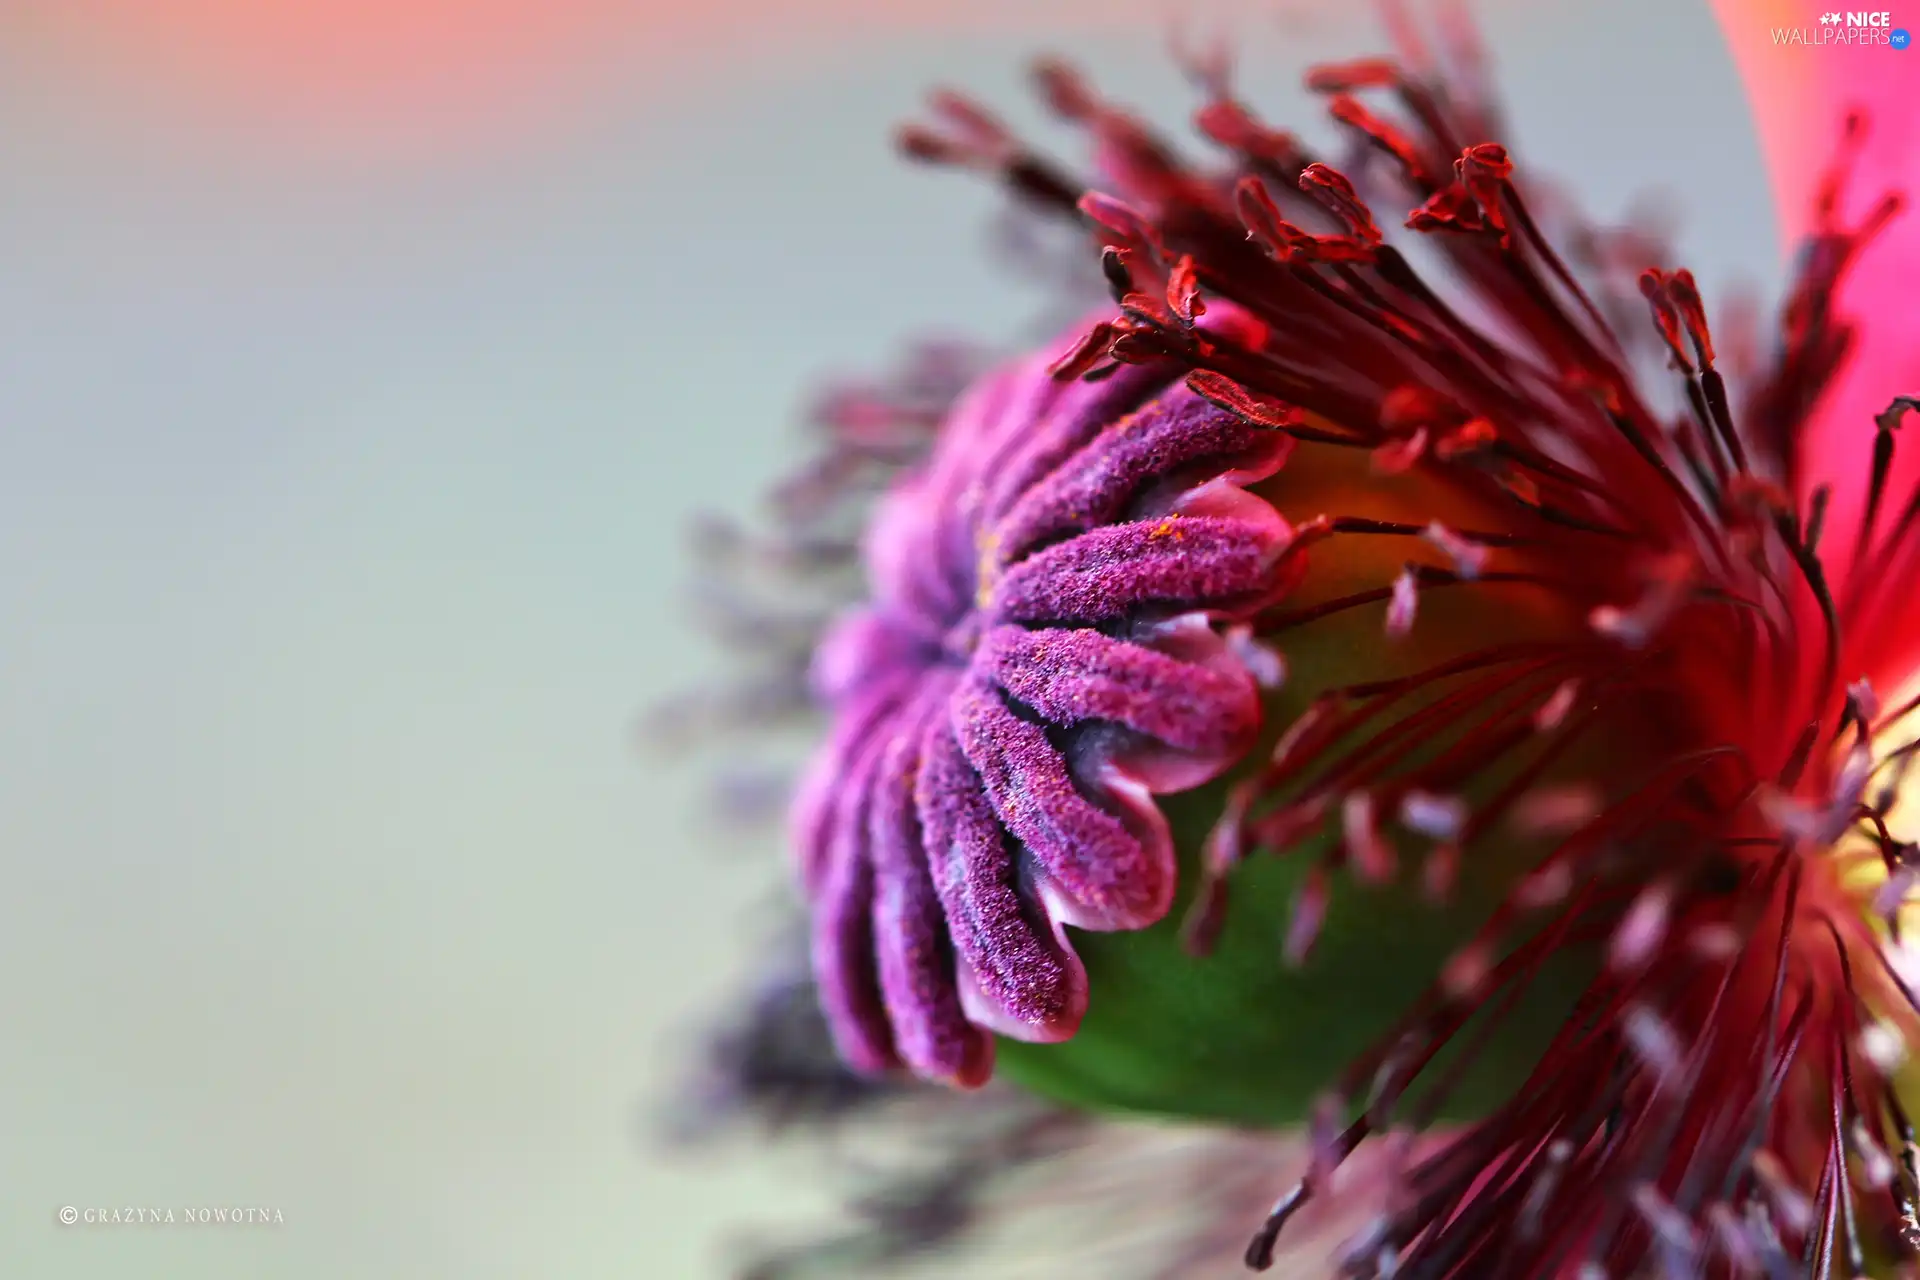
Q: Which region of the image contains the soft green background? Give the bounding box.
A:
[0,2,1776,1276]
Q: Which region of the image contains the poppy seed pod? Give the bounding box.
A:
[683,6,1920,1276]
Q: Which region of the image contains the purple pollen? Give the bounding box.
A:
[788,326,1294,1084]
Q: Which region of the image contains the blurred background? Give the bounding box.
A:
[0,1,1774,1276]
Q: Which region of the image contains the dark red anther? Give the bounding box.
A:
[898,90,1086,213]
[1166,254,1205,324]
[1194,99,1303,170]
[1459,142,1513,182]
[1456,143,1514,244]
[1875,397,1920,436]
[1235,167,1381,265]
[1804,482,1832,554]
[894,89,1020,169]
[1665,268,1716,368]
[1032,57,1099,122]
[1406,182,1488,236]
[1639,269,1692,372]
[1078,191,1160,258]
[1047,322,1119,382]
[1108,326,1184,364]
[1120,290,1175,330]
[1304,58,1401,94]
[895,124,960,166]
[1326,94,1437,189]
[1187,371,1304,430]
[1298,163,1384,250]
[898,90,1086,216]
[931,89,1011,146]
[1234,177,1295,260]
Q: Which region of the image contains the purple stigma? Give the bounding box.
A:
[788,325,1295,1085]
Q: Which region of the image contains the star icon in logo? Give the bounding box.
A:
[1821,10,1841,21]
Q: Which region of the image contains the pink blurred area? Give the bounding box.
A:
[1708,0,1914,248]
[22,0,673,156]
[1709,0,1919,666]
[15,0,1364,159]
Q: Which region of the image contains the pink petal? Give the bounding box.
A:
[1711,0,1920,679]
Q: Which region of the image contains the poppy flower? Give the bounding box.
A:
[666,2,1920,1275]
